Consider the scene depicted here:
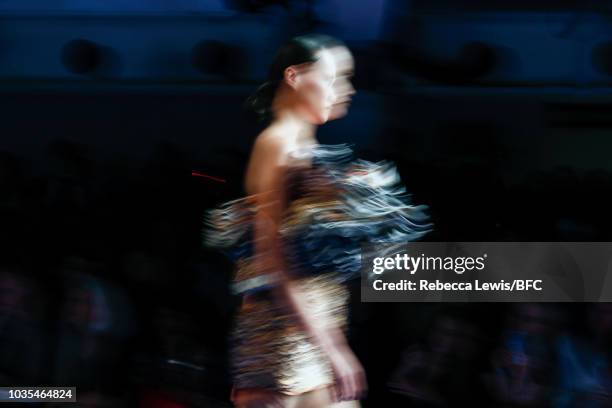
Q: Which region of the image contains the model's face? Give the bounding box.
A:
[328,46,356,120]
[293,46,355,124]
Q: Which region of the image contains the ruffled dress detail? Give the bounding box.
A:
[203,143,432,395]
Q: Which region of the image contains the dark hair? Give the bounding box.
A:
[245,34,346,121]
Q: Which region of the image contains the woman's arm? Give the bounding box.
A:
[245,132,366,401]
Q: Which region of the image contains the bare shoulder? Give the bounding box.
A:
[250,127,290,167]
[254,128,287,155]
[244,127,289,194]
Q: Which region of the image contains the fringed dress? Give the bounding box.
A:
[203,144,431,396]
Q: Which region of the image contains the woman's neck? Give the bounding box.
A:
[271,105,317,147]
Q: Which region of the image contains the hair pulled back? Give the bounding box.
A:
[245,34,345,121]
